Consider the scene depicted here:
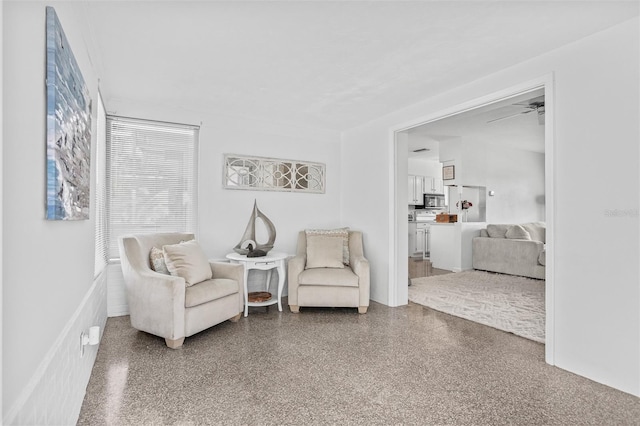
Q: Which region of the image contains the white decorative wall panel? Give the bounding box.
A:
[224,154,325,193]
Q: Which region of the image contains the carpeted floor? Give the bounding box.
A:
[409,270,545,343]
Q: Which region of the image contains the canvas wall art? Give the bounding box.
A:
[46,6,92,220]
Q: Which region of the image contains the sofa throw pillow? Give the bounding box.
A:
[149,246,170,275]
[486,224,511,238]
[505,225,532,240]
[538,250,546,266]
[521,222,546,243]
[305,235,345,269]
[305,227,350,265]
[163,239,212,286]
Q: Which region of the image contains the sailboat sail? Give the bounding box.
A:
[233,200,276,255]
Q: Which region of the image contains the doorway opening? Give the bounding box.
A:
[389,76,555,364]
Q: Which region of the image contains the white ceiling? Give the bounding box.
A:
[407,89,545,160]
[80,1,639,131]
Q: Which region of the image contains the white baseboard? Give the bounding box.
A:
[3,272,108,425]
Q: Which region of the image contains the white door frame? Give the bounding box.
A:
[388,74,556,365]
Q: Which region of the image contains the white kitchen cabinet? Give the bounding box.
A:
[409,222,430,259]
[416,223,429,257]
[408,222,417,255]
[433,177,444,194]
[408,175,425,205]
[424,176,444,194]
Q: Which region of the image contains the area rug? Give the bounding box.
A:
[409,270,545,343]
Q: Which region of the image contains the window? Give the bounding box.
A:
[94,92,107,275]
[106,116,199,260]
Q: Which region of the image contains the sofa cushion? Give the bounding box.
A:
[305,228,350,265]
[163,239,213,286]
[522,222,546,243]
[306,235,345,269]
[505,225,531,240]
[480,229,489,238]
[298,267,359,287]
[149,246,170,274]
[486,224,511,238]
[185,278,238,308]
[538,250,546,266]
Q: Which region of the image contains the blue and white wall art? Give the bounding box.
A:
[46,6,92,220]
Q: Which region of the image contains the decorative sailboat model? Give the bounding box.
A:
[233,200,276,256]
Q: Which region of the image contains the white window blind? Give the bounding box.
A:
[94,92,107,275]
[106,116,199,260]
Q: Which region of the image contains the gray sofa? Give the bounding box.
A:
[472,222,546,280]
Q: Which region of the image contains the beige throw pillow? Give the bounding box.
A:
[306,235,345,269]
[305,228,350,265]
[163,240,212,286]
[505,225,532,240]
[486,224,510,238]
[521,222,546,243]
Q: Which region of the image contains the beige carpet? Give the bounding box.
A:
[409,270,545,343]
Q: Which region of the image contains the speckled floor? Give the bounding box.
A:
[78,299,639,425]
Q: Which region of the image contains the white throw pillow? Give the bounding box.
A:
[163,240,212,286]
[306,235,345,269]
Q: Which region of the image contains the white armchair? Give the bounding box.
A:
[288,230,370,314]
[119,233,243,348]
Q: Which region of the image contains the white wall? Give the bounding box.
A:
[439,135,545,223]
[342,18,639,396]
[102,100,343,315]
[105,99,343,262]
[0,0,4,418]
[483,145,545,223]
[3,1,106,422]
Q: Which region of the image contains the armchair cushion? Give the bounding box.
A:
[185,278,239,308]
[299,267,359,287]
[306,235,344,269]
[163,240,213,286]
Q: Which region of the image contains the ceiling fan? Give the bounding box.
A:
[487,96,545,125]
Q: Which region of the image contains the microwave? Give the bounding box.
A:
[424,193,446,209]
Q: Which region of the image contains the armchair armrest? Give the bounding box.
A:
[350,256,370,308]
[287,254,306,306]
[125,269,187,340]
[210,262,244,312]
[210,261,243,283]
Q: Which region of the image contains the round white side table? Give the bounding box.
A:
[225,251,288,317]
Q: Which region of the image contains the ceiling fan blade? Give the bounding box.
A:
[487,110,533,124]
